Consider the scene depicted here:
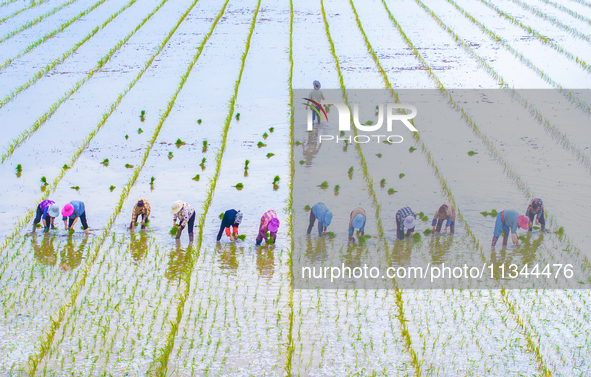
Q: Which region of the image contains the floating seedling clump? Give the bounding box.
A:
[235,112,240,120]
[412,233,422,242]
[295,140,302,146]
[63,164,70,170]
[175,138,186,148]
[340,131,345,137]
[555,227,564,235]
[200,157,206,169]
[125,134,129,140]
[380,179,386,188]
[423,228,432,236]
[326,231,336,239]
[202,140,208,152]
[15,164,23,176]
[150,176,155,185]
[348,166,354,175]
[40,176,47,185]
[125,164,134,169]
[468,150,478,156]
[479,209,499,217]
[140,110,146,122]
[399,173,405,179]
[219,213,224,220]
[273,175,280,184]
[138,128,143,134]
[266,153,274,158]
[192,174,200,181]
[269,127,274,133]
[304,205,311,212]
[71,186,80,190]
[101,158,109,166]
[168,151,173,160]
[197,119,202,124]
[257,141,266,148]
[236,234,246,241]
[334,185,340,195]
[388,188,397,195]
[263,132,268,139]
[244,159,250,170]
[409,146,417,153]
[376,153,382,158]
[299,160,305,165]
[233,183,244,190]
[109,185,115,192]
[319,181,329,189]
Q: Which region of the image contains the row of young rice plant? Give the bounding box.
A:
[0,0,164,156]
[0,0,61,25]
[21,0,233,373]
[0,0,117,71]
[355,0,591,372]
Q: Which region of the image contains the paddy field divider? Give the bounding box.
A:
[0,0,81,43]
[320,0,422,374]
[0,0,113,71]
[0,0,52,24]
[147,0,262,374]
[0,0,160,160]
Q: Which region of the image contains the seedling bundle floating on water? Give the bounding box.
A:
[380,179,386,188]
[138,128,143,134]
[269,127,274,133]
[15,164,23,176]
[326,231,336,239]
[168,151,173,160]
[376,153,382,158]
[200,157,206,168]
[412,233,422,242]
[150,176,155,185]
[479,209,499,217]
[423,228,432,236]
[263,132,268,139]
[304,205,311,212]
[409,146,417,153]
[319,181,329,189]
[236,234,246,241]
[197,119,202,124]
[266,153,274,158]
[468,150,478,156]
[125,134,129,140]
[244,159,250,170]
[125,164,134,169]
[202,140,208,152]
[295,140,302,146]
[399,173,405,179]
[71,186,80,190]
[299,160,305,165]
[235,113,240,120]
[334,185,340,195]
[388,188,397,195]
[175,138,186,148]
[40,176,47,185]
[101,158,109,166]
[257,141,266,148]
[273,175,280,184]
[192,174,200,181]
[140,110,146,122]
[109,185,115,192]
[233,183,244,190]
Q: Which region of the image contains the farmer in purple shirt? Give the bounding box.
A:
[491,209,530,247]
[62,201,89,235]
[32,200,59,232]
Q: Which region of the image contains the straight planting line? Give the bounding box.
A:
[568,0,591,9]
[478,0,591,74]
[0,0,158,163]
[0,0,81,44]
[538,0,591,26]
[379,0,558,373]
[147,0,260,375]
[23,0,207,372]
[0,0,20,8]
[284,0,295,374]
[0,0,112,71]
[419,0,591,181]
[0,0,51,24]
[0,0,191,260]
[320,0,421,374]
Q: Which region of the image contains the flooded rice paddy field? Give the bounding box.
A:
[1,0,591,374]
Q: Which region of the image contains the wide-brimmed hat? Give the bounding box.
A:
[235,211,243,224]
[62,203,74,217]
[268,217,280,232]
[171,200,183,214]
[323,211,333,227]
[518,215,530,230]
[404,216,415,229]
[48,204,60,218]
[313,80,321,89]
[352,213,365,229]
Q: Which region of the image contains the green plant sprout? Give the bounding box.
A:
[326,231,336,239]
[235,112,240,120]
[555,227,564,235]
[412,233,421,242]
[263,132,268,139]
[235,234,246,242]
[71,186,80,190]
[299,160,305,165]
[192,174,200,181]
[340,131,345,137]
[101,158,109,166]
[334,185,340,195]
[319,181,329,189]
[169,226,178,237]
[15,164,23,173]
[150,176,155,185]
[200,157,206,167]
[197,119,202,124]
[273,175,280,184]
[219,213,224,220]
[388,188,397,195]
[202,140,208,152]
[304,205,311,212]
[109,185,115,192]
[480,209,499,217]
[63,164,70,170]
[257,141,266,148]
[40,176,47,185]
[376,153,382,158]
[266,153,274,158]
[348,166,354,175]
[175,138,186,147]
[140,110,146,122]
[380,178,386,188]
[518,234,527,242]
[138,128,143,134]
[399,173,405,179]
[269,127,274,133]
[409,146,417,153]
[125,163,134,168]
[233,183,244,190]
[364,120,373,125]
[125,134,129,140]
[36,223,42,228]
[358,234,372,245]
[468,150,478,156]
[244,159,250,170]
[295,140,301,146]
[423,228,432,236]
[168,151,173,160]
[383,140,392,145]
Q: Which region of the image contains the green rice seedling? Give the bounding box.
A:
[388,188,396,195]
[334,185,340,195]
[109,185,115,192]
[200,157,206,168]
[273,175,280,184]
[233,183,244,190]
[138,128,143,134]
[244,159,250,170]
[40,176,47,185]
[15,164,22,173]
[71,186,80,190]
[423,228,432,236]
[480,211,489,216]
[358,234,372,245]
[169,226,178,237]
[380,178,386,188]
[467,150,477,156]
[376,153,382,158]
[326,231,336,239]
[168,151,173,160]
[409,146,417,153]
[266,237,274,244]
[202,140,208,152]
[299,160,305,165]
[125,163,134,168]
[412,233,421,242]
[219,213,224,220]
[266,153,274,158]
[263,132,269,139]
[150,176,155,185]
[348,166,354,175]
[192,174,200,181]
[140,110,146,122]
[269,127,274,133]
[235,113,240,120]
[295,140,301,146]
[125,134,129,140]
[257,141,266,148]
[340,131,345,137]
[383,140,392,144]
[490,209,498,217]
[555,227,564,235]
[399,173,405,179]
[518,234,527,242]
[319,181,329,189]
[364,120,373,125]
[236,234,246,241]
[197,119,202,124]
[101,158,109,166]
[63,164,70,170]
[175,138,186,147]
[35,223,42,228]
[532,226,540,230]
[304,205,311,212]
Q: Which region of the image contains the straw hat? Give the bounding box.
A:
[404,216,415,229]
[171,200,183,215]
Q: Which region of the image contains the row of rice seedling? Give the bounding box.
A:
[0,0,205,258]
[0,0,81,44]
[0,0,157,155]
[0,0,113,71]
[148,1,263,374]
[0,0,52,24]
[535,0,591,25]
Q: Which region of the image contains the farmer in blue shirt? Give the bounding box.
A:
[62,201,89,234]
[217,209,243,242]
[491,209,530,247]
[32,199,59,232]
[307,202,333,236]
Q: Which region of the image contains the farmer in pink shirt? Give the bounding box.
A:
[256,210,280,245]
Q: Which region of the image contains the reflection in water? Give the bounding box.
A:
[216,242,242,275]
[256,245,275,279]
[60,235,89,272]
[301,126,322,166]
[32,233,57,267]
[488,232,545,282]
[129,232,149,264]
[166,240,192,282]
[390,239,414,266]
[428,234,454,264]
[341,242,365,269]
[304,236,329,264]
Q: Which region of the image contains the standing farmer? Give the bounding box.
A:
[348,207,366,241]
[308,80,325,125]
[217,209,243,242]
[431,203,456,234]
[256,210,280,246]
[396,206,416,240]
[525,198,545,231]
[307,202,333,237]
[32,199,59,232]
[491,209,531,247]
[62,201,89,235]
[171,200,195,242]
[129,199,151,231]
